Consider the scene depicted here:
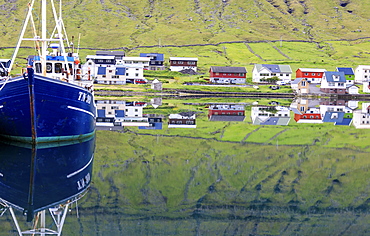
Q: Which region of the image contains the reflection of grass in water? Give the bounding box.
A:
[93,130,370,218]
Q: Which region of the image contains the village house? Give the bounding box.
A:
[96,51,125,60]
[353,103,370,129]
[96,100,149,127]
[209,66,247,84]
[251,106,290,125]
[320,71,346,94]
[347,84,359,94]
[139,116,163,130]
[208,104,245,121]
[140,53,165,70]
[336,67,354,85]
[95,65,126,85]
[169,57,198,72]
[290,98,322,123]
[116,57,150,84]
[83,55,116,78]
[319,102,353,126]
[168,112,196,128]
[296,68,326,84]
[290,78,309,94]
[354,65,370,83]
[252,64,292,83]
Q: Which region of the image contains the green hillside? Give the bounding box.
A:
[1,0,370,49]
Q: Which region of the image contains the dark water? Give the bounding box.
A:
[1,97,370,235]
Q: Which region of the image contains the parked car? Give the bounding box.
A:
[269,85,280,90]
[276,81,286,86]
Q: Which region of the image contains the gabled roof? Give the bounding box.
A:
[335,118,352,126]
[253,117,290,125]
[291,78,307,85]
[209,115,245,122]
[140,53,164,61]
[254,64,292,73]
[336,67,354,75]
[324,71,346,82]
[169,57,198,61]
[297,68,327,72]
[322,111,345,123]
[210,66,247,73]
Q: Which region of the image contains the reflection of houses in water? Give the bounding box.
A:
[139,115,164,130]
[168,112,196,128]
[320,101,354,126]
[251,106,290,125]
[208,104,245,121]
[96,100,150,129]
[291,99,357,126]
[291,99,322,123]
[353,103,370,129]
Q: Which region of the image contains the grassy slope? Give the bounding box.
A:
[1,0,370,48]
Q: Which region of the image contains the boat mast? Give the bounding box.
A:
[41,0,47,76]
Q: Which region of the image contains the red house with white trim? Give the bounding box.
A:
[296,68,326,84]
[209,66,247,84]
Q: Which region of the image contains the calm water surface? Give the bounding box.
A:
[1,97,370,235]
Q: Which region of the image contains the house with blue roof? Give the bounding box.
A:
[95,65,127,85]
[140,53,165,70]
[336,67,354,84]
[320,71,346,94]
[252,64,292,83]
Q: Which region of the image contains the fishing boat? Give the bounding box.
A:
[0,0,96,143]
[0,136,95,234]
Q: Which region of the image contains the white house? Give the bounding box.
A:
[354,65,370,83]
[252,64,292,83]
[320,71,346,94]
[251,106,291,125]
[116,57,150,83]
[347,84,359,94]
[95,65,126,85]
[353,103,370,129]
[82,55,116,78]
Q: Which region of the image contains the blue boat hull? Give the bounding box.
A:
[0,74,96,143]
[0,136,95,220]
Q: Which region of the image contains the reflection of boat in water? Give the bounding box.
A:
[0,0,96,143]
[0,135,95,234]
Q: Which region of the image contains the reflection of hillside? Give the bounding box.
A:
[82,131,370,235]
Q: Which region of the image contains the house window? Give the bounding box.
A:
[126,73,129,76]
[301,81,306,86]
[135,73,139,77]
[312,73,315,76]
[240,73,245,76]
[215,73,219,75]
[317,73,321,76]
[280,74,283,76]
[304,73,308,75]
